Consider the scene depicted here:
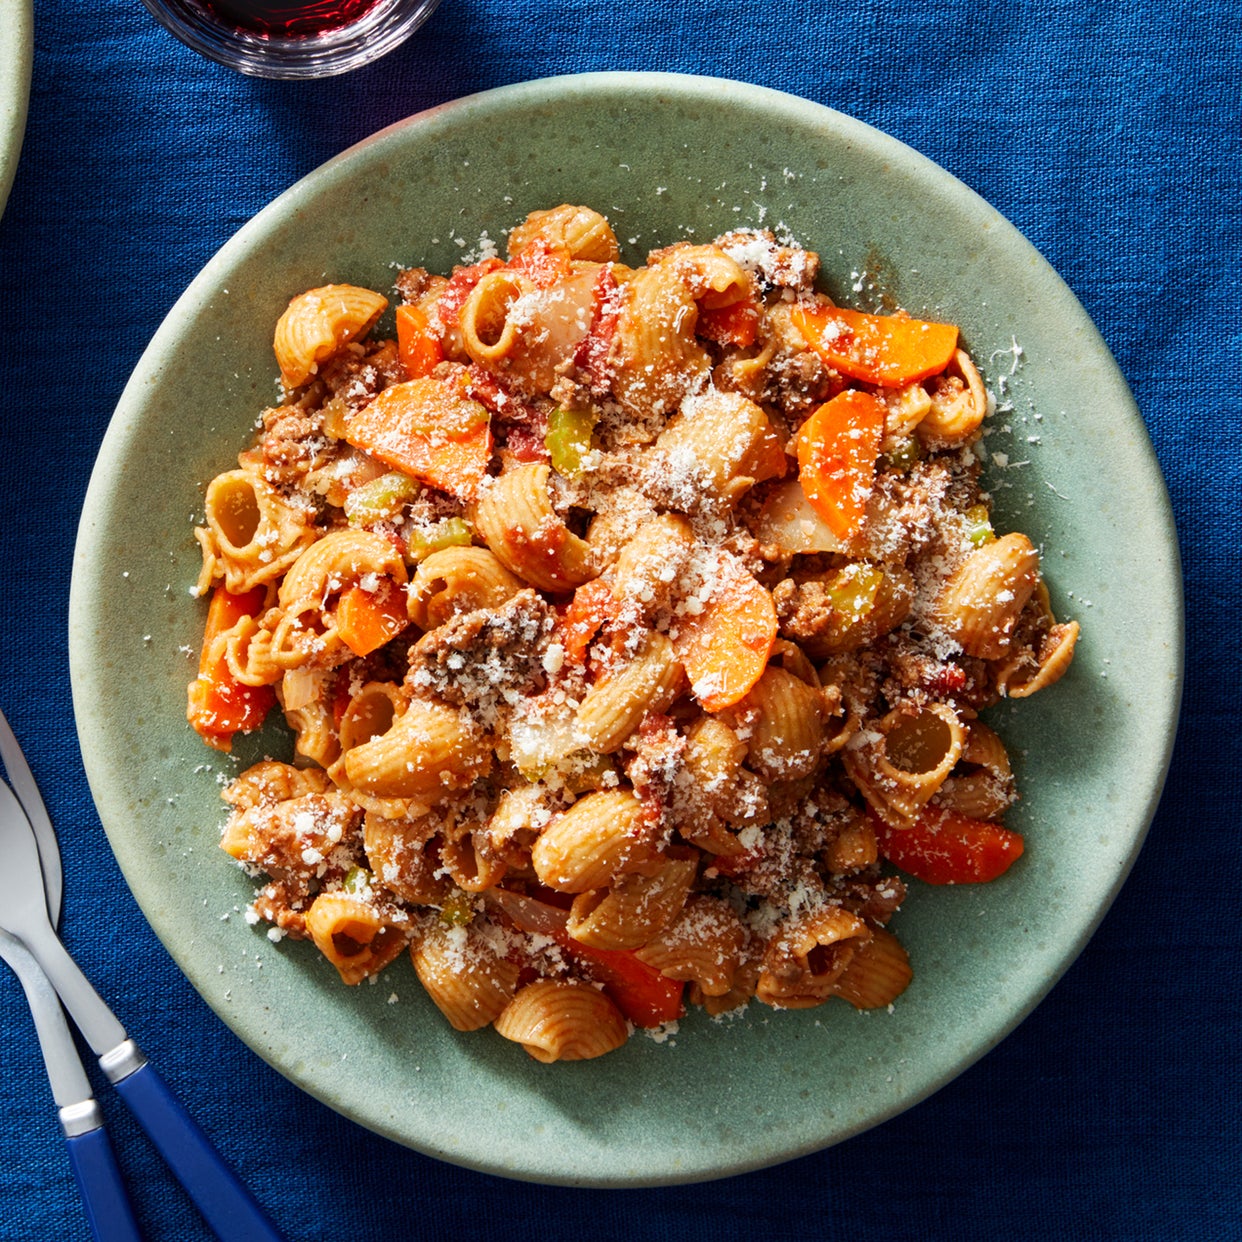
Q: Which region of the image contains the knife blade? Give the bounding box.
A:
[0,706,62,925]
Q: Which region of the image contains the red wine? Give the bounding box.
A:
[198,0,382,37]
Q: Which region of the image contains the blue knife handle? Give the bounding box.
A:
[110,1060,285,1242]
[64,1126,143,1242]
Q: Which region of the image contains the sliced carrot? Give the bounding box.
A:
[792,390,886,545]
[697,297,760,348]
[792,302,958,387]
[343,376,492,503]
[872,808,1025,885]
[673,550,777,712]
[334,578,409,657]
[187,585,275,751]
[558,576,615,663]
[555,933,685,1028]
[395,304,444,379]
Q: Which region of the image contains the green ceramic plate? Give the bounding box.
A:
[0,0,32,218]
[69,73,1182,1186]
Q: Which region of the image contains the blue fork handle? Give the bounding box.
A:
[65,1126,144,1242]
[110,1060,285,1242]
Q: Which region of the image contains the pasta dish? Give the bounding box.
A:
[186,205,1079,1061]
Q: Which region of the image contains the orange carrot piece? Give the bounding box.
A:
[187,585,275,751]
[334,578,409,657]
[792,303,958,387]
[872,808,1025,885]
[343,376,492,503]
[673,551,777,712]
[558,576,615,663]
[792,390,886,544]
[395,304,444,379]
[697,298,760,348]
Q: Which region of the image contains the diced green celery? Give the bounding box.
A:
[545,406,596,478]
[881,436,922,472]
[827,563,884,622]
[439,890,475,926]
[964,503,995,547]
[406,516,473,562]
[345,471,421,526]
[342,865,372,895]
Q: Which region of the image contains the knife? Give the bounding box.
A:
[0,928,142,1241]
[0,758,285,1242]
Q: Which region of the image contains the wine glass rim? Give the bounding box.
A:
[138,0,443,79]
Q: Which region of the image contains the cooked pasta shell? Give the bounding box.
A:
[221,760,329,811]
[411,923,520,1031]
[565,853,697,951]
[997,619,1080,699]
[917,349,988,449]
[362,812,451,906]
[573,632,684,754]
[831,927,913,1009]
[649,389,786,509]
[440,820,509,893]
[343,698,492,801]
[634,894,748,998]
[608,514,696,619]
[219,790,359,874]
[273,284,388,390]
[610,262,712,420]
[221,615,282,688]
[407,546,525,631]
[278,528,407,610]
[304,891,408,986]
[738,665,828,781]
[756,906,872,1009]
[471,463,597,591]
[933,532,1041,661]
[494,980,629,1062]
[530,788,657,892]
[506,204,620,264]
[278,668,340,768]
[198,468,317,594]
[842,703,966,827]
[460,264,599,395]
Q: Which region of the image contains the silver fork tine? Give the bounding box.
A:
[0,707,63,925]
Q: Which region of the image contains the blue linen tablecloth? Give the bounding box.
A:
[0,0,1238,1237]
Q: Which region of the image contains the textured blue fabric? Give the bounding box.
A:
[0,0,1238,1238]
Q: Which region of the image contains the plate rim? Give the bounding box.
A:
[68,71,1185,1185]
[0,0,33,220]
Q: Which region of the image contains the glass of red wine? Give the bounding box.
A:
[139,0,442,77]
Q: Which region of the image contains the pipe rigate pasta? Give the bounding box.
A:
[196,467,317,595]
[406,546,525,631]
[411,923,520,1031]
[506,204,620,264]
[192,204,1081,1060]
[273,283,388,390]
[470,462,598,591]
[529,789,658,893]
[493,980,628,1063]
[304,891,408,986]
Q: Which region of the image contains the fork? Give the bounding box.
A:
[0,928,142,1240]
[0,711,285,1242]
